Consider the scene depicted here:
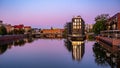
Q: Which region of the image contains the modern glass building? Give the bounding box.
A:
[65,16,85,41]
[72,16,85,36]
[71,16,85,41]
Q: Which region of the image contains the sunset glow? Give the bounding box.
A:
[0,0,120,28]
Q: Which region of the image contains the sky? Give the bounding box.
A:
[0,0,120,28]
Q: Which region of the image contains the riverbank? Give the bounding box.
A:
[0,35,26,42]
[96,36,120,53]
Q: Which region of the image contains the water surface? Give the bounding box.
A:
[0,38,113,68]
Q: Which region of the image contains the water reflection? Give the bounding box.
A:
[0,44,7,55]
[0,37,35,55]
[64,39,85,62]
[93,43,120,68]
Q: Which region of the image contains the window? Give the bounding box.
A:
[77,23,79,25]
[75,23,76,25]
[73,22,75,25]
[73,22,76,25]
[112,24,116,30]
[79,19,81,22]
[73,26,76,29]
[108,26,110,30]
[77,26,79,29]
[115,17,117,22]
[77,19,79,22]
[74,19,77,22]
[80,26,81,29]
[80,22,81,25]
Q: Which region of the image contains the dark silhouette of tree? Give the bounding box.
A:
[0,25,7,35]
[0,44,8,55]
[93,14,109,35]
[12,29,25,34]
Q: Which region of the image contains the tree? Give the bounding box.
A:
[19,29,25,34]
[93,14,109,35]
[12,29,25,34]
[0,25,7,35]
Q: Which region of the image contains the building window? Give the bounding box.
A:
[74,19,77,22]
[79,19,81,22]
[73,22,75,25]
[112,24,116,30]
[80,22,81,25]
[75,23,76,25]
[73,26,76,29]
[80,26,81,29]
[77,23,79,25]
[77,19,79,22]
[77,26,79,29]
[108,26,110,30]
[73,22,76,25]
[115,17,117,22]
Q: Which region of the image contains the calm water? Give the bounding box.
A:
[0,38,117,68]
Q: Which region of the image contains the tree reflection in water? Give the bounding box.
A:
[14,39,25,46]
[93,43,120,68]
[64,39,85,62]
[0,37,34,55]
[0,44,8,55]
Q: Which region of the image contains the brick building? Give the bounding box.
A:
[100,13,120,38]
[13,24,24,30]
[106,13,120,30]
[24,26,31,32]
[4,24,12,33]
[41,29,64,38]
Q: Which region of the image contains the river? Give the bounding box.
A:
[0,38,118,68]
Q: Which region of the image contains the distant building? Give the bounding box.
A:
[41,28,64,38]
[24,26,31,32]
[32,28,40,34]
[85,24,94,33]
[13,24,24,30]
[65,22,72,36]
[31,28,41,37]
[24,26,31,34]
[0,21,32,35]
[4,24,12,33]
[12,24,32,34]
[0,20,13,34]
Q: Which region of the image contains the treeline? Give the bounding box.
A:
[0,26,25,35]
[0,25,7,35]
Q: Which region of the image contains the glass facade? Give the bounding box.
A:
[72,16,85,36]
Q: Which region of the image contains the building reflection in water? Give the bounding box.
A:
[64,39,85,62]
[93,43,120,68]
[0,37,34,55]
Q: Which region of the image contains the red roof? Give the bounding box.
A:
[13,24,24,28]
[24,26,31,28]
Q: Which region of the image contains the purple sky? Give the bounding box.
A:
[0,0,120,28]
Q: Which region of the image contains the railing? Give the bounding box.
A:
[100,30,120,39]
